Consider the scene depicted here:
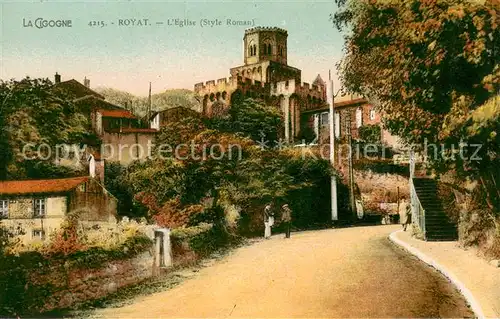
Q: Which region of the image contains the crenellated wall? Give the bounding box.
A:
[193,27,328,139]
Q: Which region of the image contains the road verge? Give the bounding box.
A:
[389,229,485,319]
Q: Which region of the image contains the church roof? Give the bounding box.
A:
[313,74,325,85]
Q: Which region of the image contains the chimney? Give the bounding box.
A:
[54,72,61,84]
[84,77,90,88]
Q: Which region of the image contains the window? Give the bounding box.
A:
[370,109,376,120]
[249,44,257,56]
[356,108,363,128]
[108,119,120,130]
[267,43,272,55]
[278,45,283,56]
[335,112,340,137]
[32,229,45,240]
[321,112,329,126]
[0,200,8,218]
[33,198,46,217]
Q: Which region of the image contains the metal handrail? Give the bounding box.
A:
[409,151,426,240]
[410,179,426,240]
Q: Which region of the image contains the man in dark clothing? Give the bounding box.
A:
[403,202,412,231]
[281,204,292,238]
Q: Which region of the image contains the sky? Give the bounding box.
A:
[1,0,344,96]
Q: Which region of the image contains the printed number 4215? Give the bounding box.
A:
[88,21,105,27]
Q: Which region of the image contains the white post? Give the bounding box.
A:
[154,231,161,268]
[88,154,96,178]
[283,96,290,143]
[154,228,172,268]
[162,228,173,267]
[328,71,338,221]
[314,114,319,141]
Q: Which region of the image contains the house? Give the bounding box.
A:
[52,73,158,166]
[308,93,402,150]
[0,176,117,244]
[149,106,200,130]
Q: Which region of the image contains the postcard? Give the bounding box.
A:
[0,0,498,318]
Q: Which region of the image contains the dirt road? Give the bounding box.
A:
[98,225,473,318]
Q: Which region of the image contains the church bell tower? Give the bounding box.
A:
[243,27,288,66]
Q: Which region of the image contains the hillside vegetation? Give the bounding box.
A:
[95,87,201,117]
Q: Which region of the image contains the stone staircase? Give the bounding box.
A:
[412,178,458,241]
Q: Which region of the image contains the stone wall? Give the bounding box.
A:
[354,170,410,216]
[30,251,154,312]
[69,179,117,222]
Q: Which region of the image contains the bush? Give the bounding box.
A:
[170,223,213,240]
[188,223,233,257]
[105,162,145,218]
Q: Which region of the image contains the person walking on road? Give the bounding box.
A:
[281,204,292,238]
[402,200,412,231]
[264,203,274,239]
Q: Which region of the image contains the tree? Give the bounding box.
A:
[120,95,340,231]
[0,77,93,180]
[332,0,499,210]
[358,124,381,144]
[206,97,283,144]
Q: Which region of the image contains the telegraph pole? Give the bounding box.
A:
[148,82,152,118]
[328,70,341,221]
[346,109,356,219]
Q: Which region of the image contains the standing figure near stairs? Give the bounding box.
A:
[402,201,412,231]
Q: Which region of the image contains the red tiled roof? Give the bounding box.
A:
[106,128,158,133]
[98,109,138,119]
[334,98,368,108]
[0,177,89,195]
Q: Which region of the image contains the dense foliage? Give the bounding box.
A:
[105,97,344,235]
[206,98,284,144]
[104,162,142,217]
[358,124,381,144]
[0,77,94,180]
[332,0,499,212]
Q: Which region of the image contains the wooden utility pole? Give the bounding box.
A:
[147,82,152,122]
[346,109,356,219]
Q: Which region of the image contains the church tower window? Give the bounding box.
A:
[249,43,257,56]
